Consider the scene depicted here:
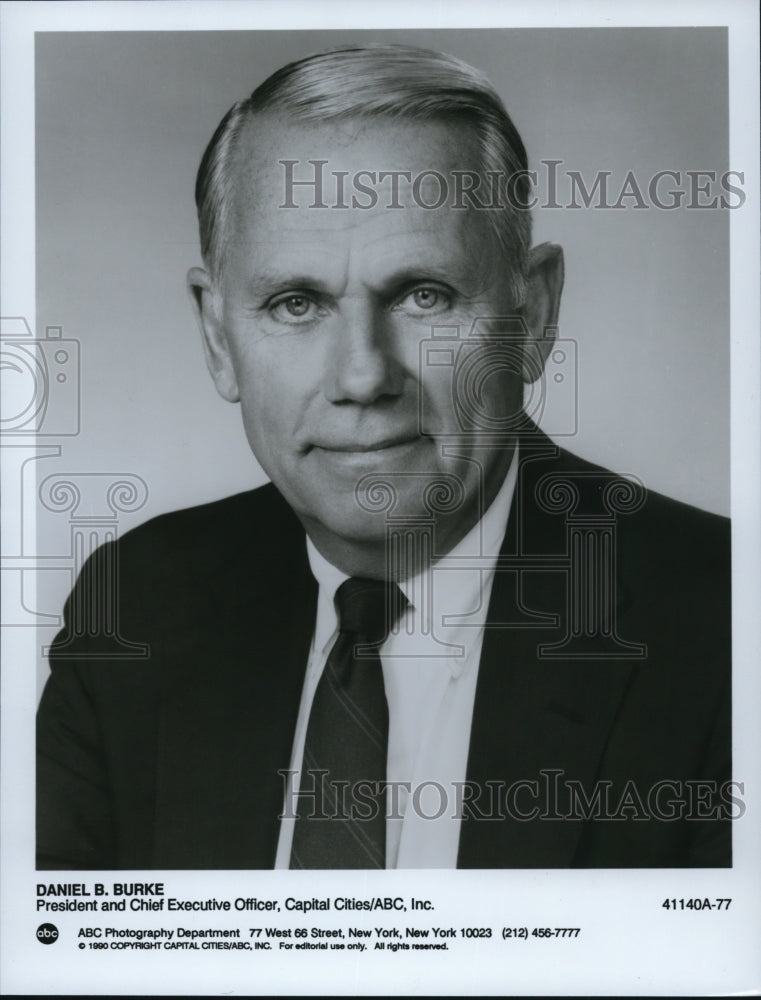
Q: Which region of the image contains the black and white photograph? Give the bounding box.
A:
[1,1,759,995]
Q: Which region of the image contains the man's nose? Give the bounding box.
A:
[322,302,405,405]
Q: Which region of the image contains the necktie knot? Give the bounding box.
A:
[335,578,406,645]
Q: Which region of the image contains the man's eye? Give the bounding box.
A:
[415,288,439,309]
[270,294,319,322]
[397,286,451,315]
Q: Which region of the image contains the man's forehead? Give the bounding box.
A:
[228,113,485,218]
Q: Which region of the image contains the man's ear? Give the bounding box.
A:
[187,266,240,403]
[520,242,565,383]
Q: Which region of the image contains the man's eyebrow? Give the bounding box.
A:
[245,258,486,300]
[370,262,483,299]
[245,271,333,298]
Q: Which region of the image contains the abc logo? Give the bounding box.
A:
[36,922,59,944]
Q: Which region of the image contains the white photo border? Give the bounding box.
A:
[1,1,759,995]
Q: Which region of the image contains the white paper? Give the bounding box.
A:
[1,1,759,994]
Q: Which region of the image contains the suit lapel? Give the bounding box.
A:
[459,437,636,868]
[153,489,317,869]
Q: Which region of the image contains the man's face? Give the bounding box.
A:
[191,116,557,572]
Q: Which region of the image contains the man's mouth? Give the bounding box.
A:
[313,434,421,454]
[303,434,430,471]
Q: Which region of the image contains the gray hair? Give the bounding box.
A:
[195,44,532,304]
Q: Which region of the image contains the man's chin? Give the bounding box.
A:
[296,486,468,552]
[274,443,477,567]
[307,460,466,525]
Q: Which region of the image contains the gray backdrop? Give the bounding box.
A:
[34,29,730,616]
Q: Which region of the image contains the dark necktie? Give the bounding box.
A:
[290,578,405,869]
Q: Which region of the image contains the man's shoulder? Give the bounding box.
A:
[508,434,730,627]
[116,481,303,565]
[53,481,312,657]
[541,439,729,553]
[531,441,731,646]
[95,481,311,618]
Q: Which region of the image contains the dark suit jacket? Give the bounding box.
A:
[37,432,732,869]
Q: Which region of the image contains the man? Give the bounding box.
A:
[37,44,732,870]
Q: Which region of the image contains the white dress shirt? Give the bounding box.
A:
[275,451,518,869]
